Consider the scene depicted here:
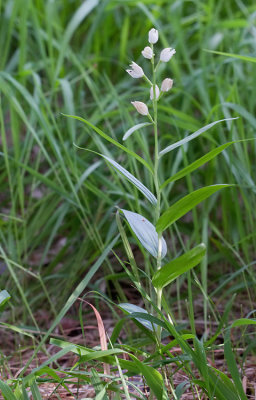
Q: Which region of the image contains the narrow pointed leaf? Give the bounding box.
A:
[161,142,232,189]
[156,185,230,233]
[152,244,206,289]
[159,118,237,156]
[205,49,256,64]
[0,380,17,400]
[224,329,247,400]
[63,114,153,173]
[123,122,152,141]
[122,209,167,258]
[102,155,157,205]
[119,303,160,331]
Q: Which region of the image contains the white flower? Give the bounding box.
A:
[148,28,158,44]
[142,46,153,59]
[131,101,149,116]
[126,62,144,78]
[161,78,173,92]
[150,85,160,100]
[160,48,176,62]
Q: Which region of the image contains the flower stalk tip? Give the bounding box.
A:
[148,28,158,44]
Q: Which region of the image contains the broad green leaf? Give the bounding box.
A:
[159,118,237,156]
[102,155,157,205]
[63,114,153,174]
[161,142,232,189]
[156,185,230,233]
[0,290,11,311]
[152,244,206,289]
[122,209,167,258]
[123,122,152,141]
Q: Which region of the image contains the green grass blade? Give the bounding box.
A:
[0,380,17,400]
[224,329,247,400]
[30,381,43,400]
[20,236,119,376]
[204,49,256,63]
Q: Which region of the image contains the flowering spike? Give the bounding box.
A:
[148,28,158,44]
[126,62,144,78]
[150,85,160,100]
[131,101,149,116]
[161,78,173,92]
[142,46,153,60]
[160,48,176,62]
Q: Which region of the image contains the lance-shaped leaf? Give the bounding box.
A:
[103,155,157,205]
[161,142,233,189]
[156,185,231,233]
[152,244,206,289]
[159,118,238,157]
[122,209,167,258]
[63,114,153,174]
[123,122,152,141]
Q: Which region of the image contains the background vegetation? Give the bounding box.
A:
[0,0,256,398]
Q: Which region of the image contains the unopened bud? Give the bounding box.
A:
[148,28,158,44]
[142,46,153,60]
[160,48,176,62]
[131,101,149,116]
[161,78,173,92]
[150,85,160,100]
[126,62,144,78]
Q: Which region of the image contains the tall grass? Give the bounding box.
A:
[0,0,256,398]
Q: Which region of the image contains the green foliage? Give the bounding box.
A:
[0,0,255,398]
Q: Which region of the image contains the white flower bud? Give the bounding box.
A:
[142,46,153,59]
[148,28,158,44]
[161,78,173,92]
[150,85,160,100]
[126,62,144,78]
[160,48,176,62]
[131,101,149,116]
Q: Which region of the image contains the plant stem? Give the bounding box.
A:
[151,44,162,344]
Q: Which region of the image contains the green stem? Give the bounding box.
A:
[151,44,163,345]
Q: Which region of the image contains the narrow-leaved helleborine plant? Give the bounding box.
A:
[66,27,238,399]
